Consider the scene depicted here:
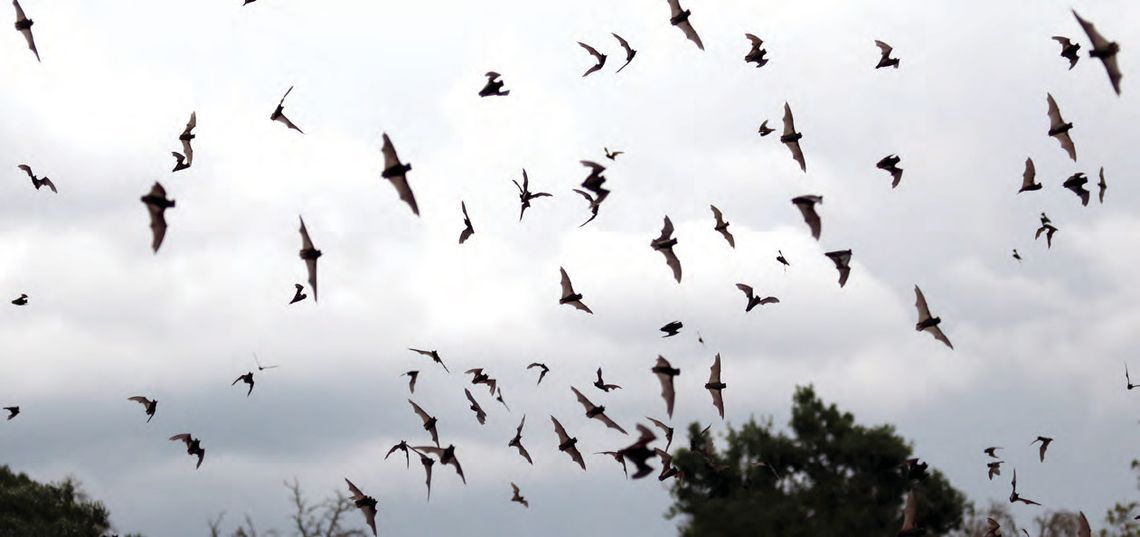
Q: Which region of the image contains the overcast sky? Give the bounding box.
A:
[0,0,1136,535]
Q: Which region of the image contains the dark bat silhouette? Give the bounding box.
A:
[660,321,683,337]
[495,388,510,412]
[776,250,790,268]
[10,294,26,306]
[744,34,768,68]
[3,406,17,420]
[1046,93,1076,161]
[408,447,435,500]
[17,164,56,193]
[169,433,205,469]
[578,160,610,224]
[510,482,529,508]
[1031,436,1053,462]
[1053,36,1081,69]
[464,368,497,395]
[559,267,592,314]
[527,363,549,385]
[647,417,674,451]
[128,396,157,423]
[1036,222,1058,248]
[877,155,904,188]
[1098,167,1107,203]
[381,133,418,216]
[1019,157,1041,193]
[736,283,779,312]
[758,120,774,136]
[652,356,680,418]
[464,388,487,425]
[1009,468,1041,506]
[172,112,196,172]
[458,201,474,244]
[479,71,510,97]
[666,0,703,50]
[594,368,621,392]
[1072,10,1122,95]
[874,40,899,68]
[656,448,682,481]
[1012,249,1022,262]
[604,147,623,160]
[141,182,175,253]
[792,195,822,240]
[414,445,466,484]
[402,371,419,394]
[289,283,307,304]
[409,399,440,447]
[825,249,853,288]
[232,372,255,397]
[597,450,629,478]
[616,424,659,479]
[513,169,551,221]
[409,348,450,373]
[578,41,607,77]
[270,86,303,133]
[573,189,603,227]
[984,446,1002,458]
[12,0,38,62]
[385,440,411,468]
[551,416,586,470]
[344,479,379,536]
[781,103,806,172]
[710,205,735,248]
[987,460,1003,480]
[298,216,321,302]
[915,285,953,349]
[651,216,682,283]
[1063,172,1090,206]
[705,354,726,419]
[572,386,628,434]
[1126,362,1137,390]
[612,33,636,72]
[508,415,533,464]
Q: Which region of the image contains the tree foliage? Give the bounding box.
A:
[0,464,126,537]
[667,386,969,536]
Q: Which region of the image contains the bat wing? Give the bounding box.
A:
[746,33,763,48]
[386,173,419,216]
[596,412,628,435]
[1021,158,1036,190]
[1056,132,1077,161]
[657,216,675,241]
[344,478,366,501]
[679,21,704,50]
[568,445,587,470]
[409,400,432,425]
[571,387,596,413]
[708,354,721,384]
[782,102,797,135]
[710,205,725,226]
[1073,10,1122,95]
[146,202,168,253]
[786,140,806,172]
[1101,53,1122,96]
[128,396,149,405]
[1046,93,1064,127]
[736,283,755,302]
[925,325,954,349]
[874,40,893,56]
[793,199,821,240]
[465,389,486,425]
[1052,36,1072,47]
[660,248,682,283]
[551,416,570,443]
[654,357,677,418]
[559,267,574,297]
[666,0,683,18]
[169,433,192,443]
[914,286,933,322]
[39,177,57,193]
[516,442,533,464]
[273,113,303,133]
[459,226,473,244]
[381,133,402,170]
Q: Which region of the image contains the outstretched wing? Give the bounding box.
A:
[299,216,319,301]
[792,197,822,240]
[558,267,575,297]
[570,387,597,413]
[914,286,933,322]
[1072,10,1122,95]
[380,133,419,216]
[654,357,677,418]
[874,40,893,56]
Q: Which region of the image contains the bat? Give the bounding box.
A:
[665,0,703,50]
[736,284,779,312]
[458,201,474,244]
[513,169,552,221]
[385,440,411,468]
[612,33,636,72]
[744,34,768,68]
[380,133,419,216]
[781,103,806,172]
[1012,249,1022,262]
[269,86,303,133]
[253,353,278,371]
[914,285,953,349]
[874,40,899,68]
[705,354,726,418]
[1046,93,1076,161]
[559,267,593,314]
[409,399,440,447]
[402,371,419,394]
[344,478,379,536]
[3,406,18,420]
[660,321,683,338]
[479,71,510,97]
[508,415,533,464]
[616,424,659,479]
[409,348,450,373]
[710,205,735,248]
[10,294,26,306]
[289,283,307,304]
[1098,167,1107,203]
[825,249,853,288]
[464,388,487,425]
[1052,36,1080,69]
[298,216,322,302]
[231,372,255,397]
[594,368,621,392]
[12,0,38,62]
[1035,222,1058,248]
[1072,10,1122,95]
[1031,436,1053,462]
[791,195,822,240]
[984,446,1002,458]
[876,155,903,188]
[650,216,682,283]
[1019,157,1041,193]
[647,417,674,451]
[510,482,529,508]
[526,363,549,385]
[411,448,435,500]
[1008,468,1041,506]
[571,386,628,434]
[656,448,681,481]
[987,461,1003,480]
[551,416,586,470]
[597,450,629,478]
[604,147,623,160]
[127,396,157,423]
[17,164,56,193]
[414,445,466,484]
[140,182,175,253]
[464,368,497,395]
[1063,172,1090,206]
[651,356,680,418]
[776,250,790,268]
[578,41,607,77]
[172,112,196,172]
[169,433,205,469]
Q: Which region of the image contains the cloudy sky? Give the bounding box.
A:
[0,0,1136,535]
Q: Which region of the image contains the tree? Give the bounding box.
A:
[666,386,969,536]
[0,464,140,537]
[206,479,366,537]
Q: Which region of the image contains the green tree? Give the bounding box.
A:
[666,386,969,536]
[0,464,139,537]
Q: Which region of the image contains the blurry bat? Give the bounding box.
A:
[594,368,621,392]
[1098,167,1107,203]
[527,363,549,385]
[1031,436,1053,462]
[510,482,529,508]
[652,356,680,418]
[899,489,919,536]
[1072,10,1122,95]
[660,321,683,337]
[705,354,726,418]
[1009,468,1041,506]
[1063,172,1090,206]
[298,216,321,302]
[232,372,255,397]
[650,216,682,283]
[409,348,450,373]
[3,406,18,420]
[758,120,774,136]
[665,0,703,50]
[381,133,419,216]
[792,195,822,240]
[616,424,659,479]
[464,388,487,425]
[140,182,175,253]
[571,386,628,434]
[344,478,379,536]
[1019,157,1041,193]
[289,283,307,304]
[877,155,903,188]
[402,371,419,394]
[414,444,465,484]
[410,447,435,500]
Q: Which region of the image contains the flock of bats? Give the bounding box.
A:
[2,1,1130,536]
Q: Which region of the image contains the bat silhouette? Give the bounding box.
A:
[1126,362,1137,390]
[513,169,551,222]
[710,205,735,248]
[573,189,603,227]
[652,356,680,418]
[914,285,953,349]
[877,155,903,188]
[1019,157,1041,193]
[559,267,592,314]
[410,447,435,500]
[410,348,450,373]
[874,40,899,69]
[987,461,1003,481]
[1072,10,1122,95]
[479,71,510,97]
[508,415,533,464]
[496,388,510,411]
[705,353,726,419]
[656,448,682,481]
[298,216,321,302]
[572,386,627,434]
[1035,221,1058,248]
[10,294,26,306]
[270,86,303,133]
[594,368,621,392]
[1009,468,1041,505]
[597,450,629,478]
[127,396,157,423]
[463,368,496,395]
[744,34,768,68]
[289,283,307,304]
[17,164,56,193]
[665,0,703,50]
[172,112,196,172]
[825,249,853,288]
[385,440,411,468]
[141,182,175,253]
[551,416,586,470]
[344,479,379,536]
[232,372,255,397]
[413,445,465,484]
[1053,36,1081,70]
[1031,436,1053,462]
[409,399,440,447]
[736,284,779,312]
[776,250,790,268]
[1046,93,1076,161]
[527,363,549,385]
[612,33,636,72]
[1098,167,1107,203]
[464,388,487,425]
[169,433,205,469]
[1063,172,1090,206]
[12,0,38,62]
[651,216,682,283]
[510,482,529,508]
[458,202,474,244]
[578,42,607,77]
[1012,249,1022,262]
[402,371,419,394]
[647,417,674,451]
[381,133,419,216]
[576,160,611,226]
[781,103,806,172]
[1078,512,1092,537]
[616,424,659,479]
[984,446,1002,458]
[3,406,17,420]
[660,321,683,338]
[604,147,623,160]
[252,353,278,371]
[758,120,774,136]
[792,195,822,240]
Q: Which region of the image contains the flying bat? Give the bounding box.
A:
[573,189,603,227]
[413,444,465,484]
[402,371,419,394]
[558,267,593,314]
[604,147,623,160]
[527,363,549,385]
[597,450,629,478]
[1019,157,1041,193]
[270,86,303,133]
[380,133,418,216]
[385,440,411,468]
[736,284,779,312]
[781,103,806,172]
[1031,436,1053,462]
[1126,363,1137,390]
[650,216,682,283]
[551,416,586,470]
[987,461,1003,480]
[127,396,157,423]
[1062,172,1090,206]
[232,372,255,397]
[409,399,440,447]
[665,0,703,50]
[12,0,38,62]
[612,33,636,72]
[1012,249,1022,262]
[652,356,680,418]
[571,386,628,434]
[463,368,496,396]
[508,415,533,464]
[792,195,822,240]
[594,368,621,392]
[616,424,659,479]
[1009,468,1041,506]
[458,201,474,244]
[140,182,175,253]
[464,388,487,425]
[705,354,726,419]
[344,478,379,536]
[646,417,674,451]
[513,169,551,222]
[710,205,735,248]
[252,353,278,371]
[914,285,953,349]
[479,71,510,97]
[1072,10,1122,95]
[169,433,205,469]
[578,41,607,77]
[3,406,18,420]
[298,216,322,302]
[758,120,775,136]
[1053,36,1081,70]
[984,446,1002,458]
[1046,93,1076,161]
[172,112,196,172]
[876,155,903,188]
[874,40,899,68]
[744,34,768,68]
[17,164,56,193]
[1098,167,1107,203]
[656,448,682,481]
[289,283,307,304]
[776,250,790,268]
[409,348,450,373]
[510,482,529,508]
[825,249,853,288]
[660,321,683,338]
[10,294,26,306]
[411,447,435,500]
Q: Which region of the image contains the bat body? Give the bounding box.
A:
[744,34,768,68]
[381,133,419,216]
[1019,157,1041,192]
[12,0,38,62]
[651,356,680,418]
[298,216,322,302]
[876,155,903,188]
[141,183,175,253]
[792,195,822,240]
[571,386,627,434]
[558,267,592,313]
[344,479,379,536]
[660,321,683,337]
[513,169,551,221]
[650,216,682,283]
[914,286,953,349]
[127,396,157,423]
[612,33,636,72]
[169,433,205,469]
[666,0,703,50]
[781,103,806,172]
[1063,172,1090,206]
[551,416,586,470]
[825,250,853,288]
[458,201,474,244]
[479,71,510,97]
[1072,10,1122,95]
[874,40,899,68]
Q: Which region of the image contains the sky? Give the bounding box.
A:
[0,0,1137,535]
